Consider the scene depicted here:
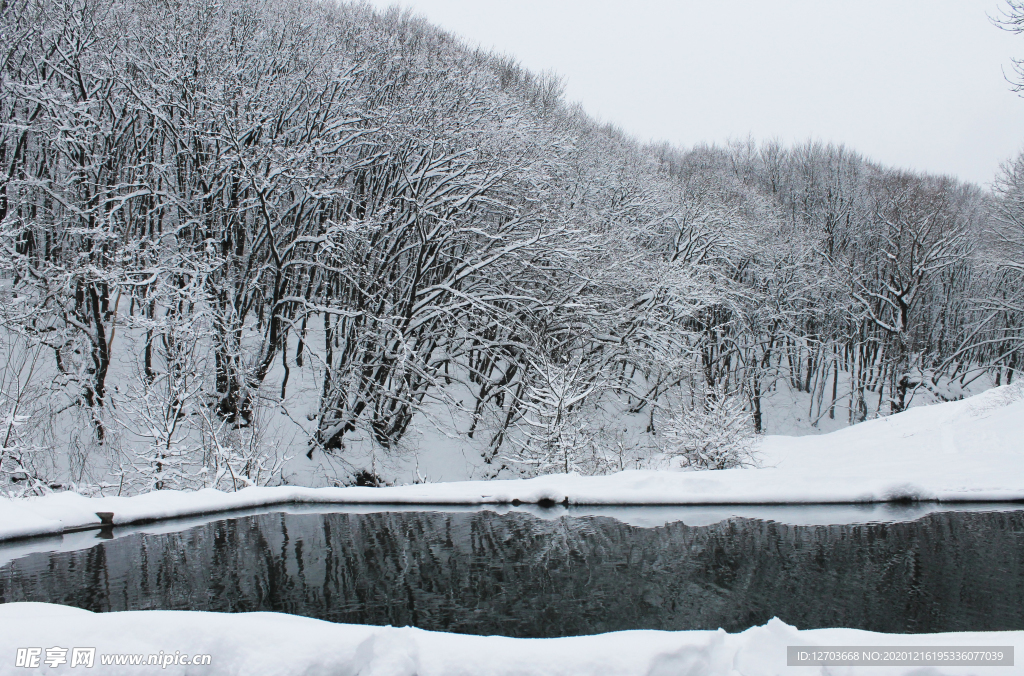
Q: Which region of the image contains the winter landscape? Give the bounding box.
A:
[2,0,1024,673]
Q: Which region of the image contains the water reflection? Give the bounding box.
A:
[2,509,1023,637]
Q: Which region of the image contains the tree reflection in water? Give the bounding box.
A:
[2,509,1023,637]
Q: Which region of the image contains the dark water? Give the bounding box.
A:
[2,508,1024,637]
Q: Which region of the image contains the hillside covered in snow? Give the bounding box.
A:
[2,0,1023,496]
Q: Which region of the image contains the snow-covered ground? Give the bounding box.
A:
[299,370,1000,487]
[0,602,1018,676]
[1,384,1020,543]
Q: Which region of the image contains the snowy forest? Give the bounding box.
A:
[1,0,1023,496]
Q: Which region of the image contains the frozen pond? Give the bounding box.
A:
[1,506,1023,637]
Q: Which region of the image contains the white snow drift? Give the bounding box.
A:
[0,602,1020,676]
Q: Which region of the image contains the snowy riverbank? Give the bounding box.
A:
[1,384,1021,543]
[0,602,1018,676]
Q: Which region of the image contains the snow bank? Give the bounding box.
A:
[1,385,1021,543]
[0,602,1019,676]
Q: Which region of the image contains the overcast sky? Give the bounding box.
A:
[364,0,1024,187]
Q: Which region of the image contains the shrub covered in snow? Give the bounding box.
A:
[659,390,758,470]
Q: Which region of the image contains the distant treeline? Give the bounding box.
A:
[1,0,1021,493]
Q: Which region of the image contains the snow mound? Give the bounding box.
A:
[0,602,1019,676]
